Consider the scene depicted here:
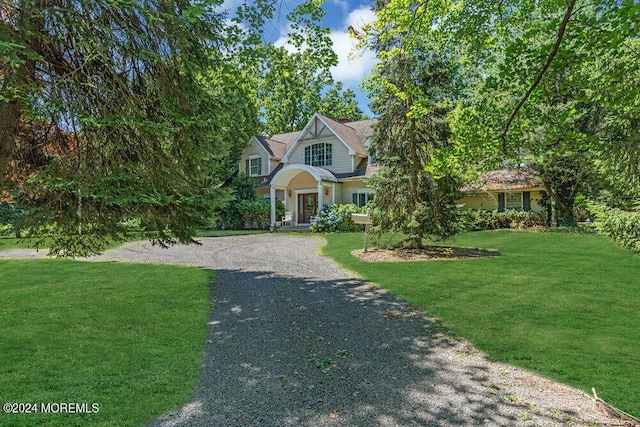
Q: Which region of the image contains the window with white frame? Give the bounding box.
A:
[352,191,374,207]
[304,143,332,167]
[505,192,523,210]
[246,157,262,176]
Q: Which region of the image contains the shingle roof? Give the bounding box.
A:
[461,168,544,192]
[316,114,374,155]
[255,136,287,159]
[255,115,377,160]
[269,131,299,147]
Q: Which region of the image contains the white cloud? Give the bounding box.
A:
[262,4,378,114]
[329,6,378,84]
[345,5,377,30]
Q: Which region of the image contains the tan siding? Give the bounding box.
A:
[287,136,353,174]
[528,190,545,213]
[289,172,317,189]
[270,159,280,173]
[239,138,269,176]
[458,193,499,211]
[339,180,371,204]
[458,190,545,213]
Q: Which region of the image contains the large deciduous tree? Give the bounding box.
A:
[1,0,258,255]
[367,0,638,226]
[255,45,366,136]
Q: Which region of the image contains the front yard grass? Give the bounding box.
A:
[0,259,211,426]
[322,230,640,417]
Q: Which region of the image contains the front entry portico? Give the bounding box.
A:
[269,165,338,227]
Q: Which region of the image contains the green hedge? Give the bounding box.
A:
[458,209,547,231]
[590,203,640,253]
[0,202,27,236]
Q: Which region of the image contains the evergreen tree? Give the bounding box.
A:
[1,0,259,255]
[367,53,460,248]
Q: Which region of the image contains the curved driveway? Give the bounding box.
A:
[2,235,614,426]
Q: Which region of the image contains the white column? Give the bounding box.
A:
[332,183,336,205]
[317,181,324,212]
[270,185,276,228]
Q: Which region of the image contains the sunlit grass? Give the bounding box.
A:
[0,259,211,426]
[322,230,640,417]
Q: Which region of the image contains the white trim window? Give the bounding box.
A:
[352,191,373,207]
[245,157,262,176]
[304,143,332,167]
[499,191,531,211]
[505,192,523,210]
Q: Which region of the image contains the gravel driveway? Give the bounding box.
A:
[1,235,620,426]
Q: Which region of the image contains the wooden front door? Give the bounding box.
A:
[298,193,318,224]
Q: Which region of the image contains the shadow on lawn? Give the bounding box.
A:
[150,269,583,427]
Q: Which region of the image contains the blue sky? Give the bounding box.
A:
[320,1,377,117]
[221,0,378,117]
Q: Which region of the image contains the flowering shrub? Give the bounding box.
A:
[310,204,367,233]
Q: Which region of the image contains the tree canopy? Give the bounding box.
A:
[1,0,364,255]
[253,45,366,136]
[364,0,639,226]
[1,0,263,255]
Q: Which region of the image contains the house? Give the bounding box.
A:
[458,169,546,213]
[238,113,544,227]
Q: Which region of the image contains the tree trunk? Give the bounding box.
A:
[408,117,423,249]
[555,195,577,227]
[0,1,39,183]
[0,102,21,182]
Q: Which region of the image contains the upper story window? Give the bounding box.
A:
[245,157,262,176]
[369,151,377,166]
[304,143,332,167]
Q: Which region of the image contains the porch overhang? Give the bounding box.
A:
[269,164,338,228]
[270,164,338,187]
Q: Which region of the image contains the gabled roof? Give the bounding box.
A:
[461,168,544,192]
[334,158,378,179]
[315,114,372,156]
[255,136,287,160]
[254,114,377,164]
[269,131,299,147]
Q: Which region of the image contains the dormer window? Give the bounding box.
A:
[246,157,262,176]
[304,143,332,167]
[369,151,377,166]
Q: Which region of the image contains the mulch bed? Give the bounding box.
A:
[352,245,501,262]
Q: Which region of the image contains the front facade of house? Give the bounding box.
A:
[458,169,546,213]
[239,113,545,227]
[239,113,377,227]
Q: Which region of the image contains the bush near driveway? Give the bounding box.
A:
[310,204,367,233]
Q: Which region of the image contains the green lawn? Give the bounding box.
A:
[322,230,640,417]
[0,236,43,251]
[0,259,212,427]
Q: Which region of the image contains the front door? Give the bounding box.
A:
[298,193,318,224]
